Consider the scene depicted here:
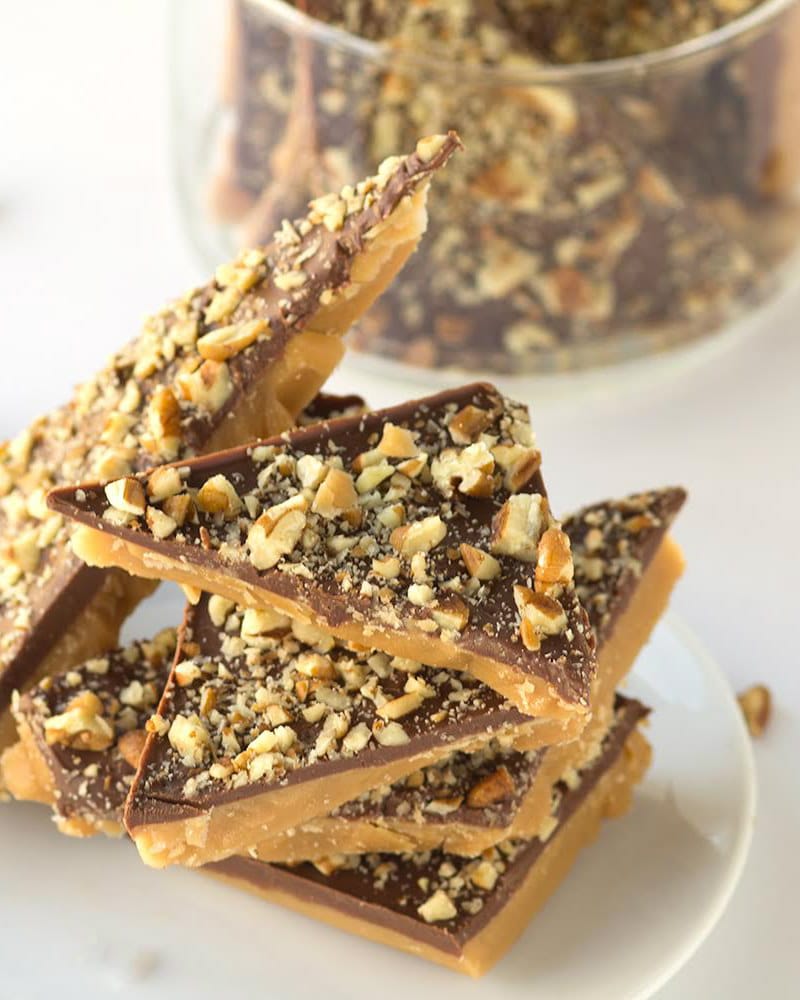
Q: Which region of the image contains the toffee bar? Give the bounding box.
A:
[123,591,567,869]
[51,383,596,721]
[209,698,651,978]
[0,133,459,758]
[247,487,685,861]
[5,488,682,862]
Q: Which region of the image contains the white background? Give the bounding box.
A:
[0,2,798,996]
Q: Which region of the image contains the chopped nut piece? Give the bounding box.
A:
[312,467,358,518]
[377,422,419,458]
[396,454,428,479]
[355,461,395,494]
[341,722,372,754]
[425,796,464,815]
[737,684,771,738]
[466,765,515,808]
[390,515,447,557]
[372,720,410,747]
[376,503,405,530]
[241,606,291,639]
[377,691,424,720]
[247,503,307,571]
[470,860,499,891]
[459,543,501,581]
[163,493,194,527]
[181,584,202,605]
[351,448,383,473]
[493,443,541,493]
[196,474,242,518]
[431,442,495,498]
[147,387,182,452]
[204,285,242,324]
[175,359,233,412]
[515,585,568,650]
[448,405,491,444]
[208,594,236,628]
[417,889,457,923]
[535,527,574,596]
[146,506,178,539]
[197,319,269,361]
[118,729,148,769]
[491,493,546,561]
[146,714,169,737]
[175,660,202,686]
[514,586,566,628]
[43,691,114,751]
[296,454,327,490]
[168,714,211,766]
[431,595,470,632]
[407,583,436,606]
[295,652,336,680]
[104,478,146,516]
[372,555,402,580]
[147,466,184,502]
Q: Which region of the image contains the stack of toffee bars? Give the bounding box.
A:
[0,133,686,978]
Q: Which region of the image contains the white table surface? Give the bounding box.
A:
[1,3,798,996]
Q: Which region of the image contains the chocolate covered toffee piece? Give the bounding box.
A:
[249,486,685,862]
[124,591,575,869]
[51,383,596,721]
[209,697,652,978]
[6,487,682,858]
[251,740,550,863]
[1,629,176,836]
[0,135,458,760]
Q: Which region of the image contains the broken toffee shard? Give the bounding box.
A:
[207,698,652,978]
[2,630,177,837]
[7,486,682,863]
[123,592,565,869]
[50,382,597,723]
[244,486,685,862]
[0,132,459,759]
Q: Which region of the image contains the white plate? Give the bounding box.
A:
[0,614,755,999]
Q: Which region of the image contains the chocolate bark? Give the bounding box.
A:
[5,631,176,834]
[209,696,649,972]
[251,486,684,859]
[7,486,682,852]
[0,134,459,754]
[122,589,560,863]
[568,486,686,645]
[51,383,596,719]
[214,1,800,374]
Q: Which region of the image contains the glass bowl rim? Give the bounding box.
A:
[249,0,799,84]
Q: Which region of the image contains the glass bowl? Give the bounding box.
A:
[171,0,800,376]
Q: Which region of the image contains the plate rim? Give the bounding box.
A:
[628,613,758,1000]
[0,616,758,998]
